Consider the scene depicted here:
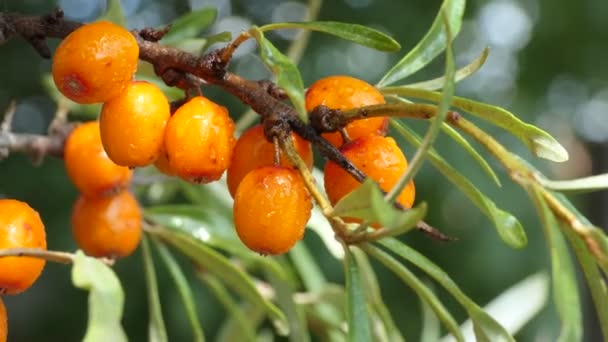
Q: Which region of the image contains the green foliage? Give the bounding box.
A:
[71,251,127,342]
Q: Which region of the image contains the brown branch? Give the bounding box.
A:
[0,9,449,241]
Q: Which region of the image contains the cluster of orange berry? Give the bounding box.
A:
[49,21,415,257]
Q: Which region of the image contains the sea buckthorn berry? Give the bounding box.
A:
[324,135,415,223]
[164,96,236,183]
[305,75,388,147]
[71,191,142,258]
[233,166,312,255]
[0,199,47,295]
[153,145,176,176]
[226,125,313,198]
[52,21,139,104]
[64,122,133,197]
[0,297,6,342]
[100,81,170,167]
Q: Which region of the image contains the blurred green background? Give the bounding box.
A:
[1,0,607,341]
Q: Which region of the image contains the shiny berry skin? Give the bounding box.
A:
[305,75,388,147]
[52,21,139,104]
[226,125,313,198]
[100,81,170,167]
[71,191,142,258]
[164,96,236,183]
[64,121,133,197]
[0,199,47,295]
[233,166,312,255]
[324,135,415,222]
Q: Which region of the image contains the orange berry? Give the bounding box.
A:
[52,21,139,104]
[305,75,388,147]
[324,135,415,225]
[100,81,170,167]
[0,199,46,295]
[226,125,313,197]
[64,122,133,197]
[233,166,312,255]
[71,191,142,258]
[153,144,176,176]
[0,297,6,342]
[164,96,236,183]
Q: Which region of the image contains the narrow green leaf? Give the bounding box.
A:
[98,0,127,27]
[250,27,307,122]
[527,187,582,342]
[383,87,569,162]
[71,251,127,342]
[392,120,527,248]
[385,12,456,206]
[344,246,372,342]
[153,240,205,342]
[405,47,490,90]
[260,21,399,52]
[171,38,209,55]
[266,265,311,342]
[537,173,608,194]
[201,31,233,52]
[561,223,608,342]
[151,227,289,335]
[145,204,246,256]
[142,237,168,342]
[377,238,514,341]
[161,7,217,45]
[353,250,405,342]
[441,123,501,186]
[420,287,441,342]
[332,178,427,234]
[363,244,463,342]
[377,0,465,86]
[201,275,259,342]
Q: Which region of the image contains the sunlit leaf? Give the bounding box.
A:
[161,7,217,45]
[259,21,400,51]
[537,173,608,193]
[528,188,583,342]
[392,120,527,248]
[151,227,288,335]
[405,47,490,90]
[99,0,127,27]
[344,246,372,342]
[153,240,205,342]
[377,238,514,341]
[250,27,307,122]
[332,178,427,234]
[142,237,168,342]
[377,0,465,86]
[383,87,569,162]
[71,251,127,342]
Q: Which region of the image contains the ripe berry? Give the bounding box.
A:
[233,166,312,255]
[153,145,176,176]
[0,297,6,342]
[64,122,133,197]
[100,81,170,167]
[71,191,142,258]
[164,96,236,183]
[305,75,388,147]
[52,21,139,104]
[324,135,415,221]
[0,199,47,295]
[226,125,313,198]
